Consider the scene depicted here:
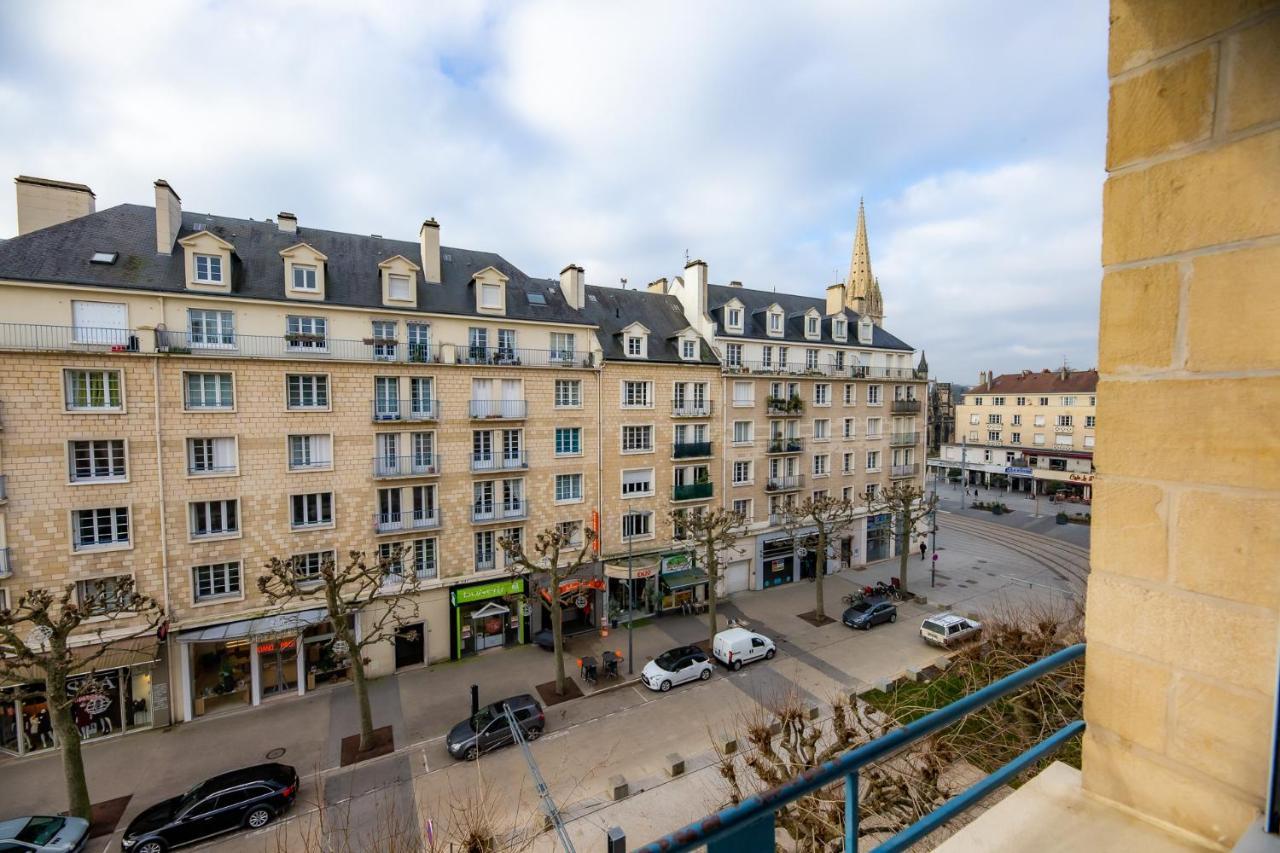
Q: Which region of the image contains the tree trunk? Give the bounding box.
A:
[47,670,92,820]
[704,541,718,643]
[897,509,911,594]
[345,623,376,753]
[815,527,827,620]
[552,592,566,696]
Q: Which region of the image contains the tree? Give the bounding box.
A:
[0,579,163,819]
[863,482,938,595]
[780,495,861,622]
[259,547,420,753]
[498,526,597,697]
[669,506,746,643]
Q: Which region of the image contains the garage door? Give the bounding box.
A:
[723,560,751,595]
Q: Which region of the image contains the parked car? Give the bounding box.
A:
[447,694,545,760]
[842,598,898,630]
[920,613,983,648]
[0,815,89,852]
[712,628,776,670]
[120,763,298,853]
[641,645,714,691]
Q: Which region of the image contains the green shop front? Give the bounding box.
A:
[451,576,528,659]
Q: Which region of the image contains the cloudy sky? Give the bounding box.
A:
[0,1,1107,383]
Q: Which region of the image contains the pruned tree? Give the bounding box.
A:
[780,495,861,623]
[0,579,163,819]
[498,526,597,697]
[863,482,938,595]
[669,506,747,643]
[259,547,419,753]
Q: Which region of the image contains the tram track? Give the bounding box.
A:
[936,512,1091,590]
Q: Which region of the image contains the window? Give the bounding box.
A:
[558,520,583,548]
[973,397,984,405]
[291,551,332,583]
[188,309,235,347]
[388,274,412,301]
[1011,432,1022,443]
[843,418,855,439]
[69,439,126,482]
[732,381,754,406]
[1089,396,1096,406]
[866,451,881,472]
[732,498,752,519]
[843,452,855,473]
[288,434,331,470]
[777,347,789,369]
[969,431,979,441]
[1034,434,1046,446]
[621,468,654,497]
[834,351,846,371]
[681,339,697,360]
[864,483,879,501]
[286,315,327,350]
[185,372,233,409]
[987,414,1001,424]
[988,430,1001,442]
[969,414,980,425]
[727,308,742,329]
[407,322,432,361]
[814,419,830,440]
[814,384,830,405]
[287,374,329,409]
[371,320,398,361]
[622,510,653,540]
[555,379,582,408]
[806,349,819,369]
[733,460,752,484]
[194,254,222,283]
[555,427,581,456]
[292,264,318,291]
[193,562,241,602]
[1084,435,1095,448]
[291,493,333,529]
[1016,397,1027,406]
[813,455,829,476]
[626,336,643,357]
[190,500,238,539]
[65,369,122,411]
[733,421,753,444]
[1039,397,1049,406]
[188,437,236,474]
[1056,434,1074,446]
[621,425,653,453]
[1062,396,1076,406]
[411,538,438,579]
[1057,415,1074,427]
[622,381,652,407]
[76,575,131,615]
[1086,415,1096,428]
[867,385,882,405]
[1034,415,1046,427]
[726,343,743,367]
[867,417,882,437]
[834,319,847,339]
[480,283,502,308]
[73,507,130,550]
[843,384,855,405]
[550,333,576,362]
[555,473,583,502]
[1012,414,1022,426]
[474,531,496,570]
[768,312,782,333]
[806,317,818,336]
[761,346,773,368]
[497,329,517,359]
[992,396,1005,406]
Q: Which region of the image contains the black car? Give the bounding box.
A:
[447,694,545,760]
[120,763,298,853]
[842,598,898,630]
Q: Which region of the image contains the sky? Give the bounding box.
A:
[0,1,1108,384]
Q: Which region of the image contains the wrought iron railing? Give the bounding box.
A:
[371,399,439,422]
[672,400,714,418]
[890,463,921,478]
[372,455,440,478]
[469,399,528,419]
[471,502,527,523]
[889,432,918,446]
[766,437,804,454]
[470,451,528,472]
[452,345,595,369]
[723,361,926,380]
[765,475,804,492]
[373,508,441,534]
[766,397,804,416]
[891,399,922,413]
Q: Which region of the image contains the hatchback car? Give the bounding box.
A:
[447,694,545,760]
[842,598,898,630]
[920,613,982,647]
[0,815,90,852]
[120,762,298,853]
[641,645,714,691]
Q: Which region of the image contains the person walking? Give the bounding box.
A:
[919,541,927,561]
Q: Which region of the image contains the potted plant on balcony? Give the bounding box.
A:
[787,394,804,413]
[285,332,325,345]
[362,335,397,346]
[766,394,785,410]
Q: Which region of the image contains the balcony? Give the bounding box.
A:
[891,463,921,478]
[722,361,927,380]
[468,399,527,420]
[471,501,527,523]
[0,546,10,579]
[672,481,713,502]
[766,396,804,416]
[452,345,595,369]
[671,399,713,418]
[673,441,712,459]
[1054,425,1075,434]
[470,451,528,472]
[371,399,440,423]
[766,437,805,454]
[372,455,440,478]
[890,431,919,446]
[373,508,441,534]
[765,475,804,492]
[891,398,922,413]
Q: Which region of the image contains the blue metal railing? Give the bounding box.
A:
[633,643,1085,853]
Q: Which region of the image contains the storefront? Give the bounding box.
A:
[756,529,843,588]
[450,576,527,659]
[657,551,708,612]
[538,576,605,637]
[604,557,661,624]
[867,514,893,562]
[760,537,796,588]
[0,638,160,756]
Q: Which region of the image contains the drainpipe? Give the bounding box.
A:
[152,294,175,725]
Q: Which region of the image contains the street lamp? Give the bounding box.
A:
[626,528,634,675]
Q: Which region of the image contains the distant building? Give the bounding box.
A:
[926,377,957,454]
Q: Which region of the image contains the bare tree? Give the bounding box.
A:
[669,506,747,643]
[259,547,419,753]
[862,482,938,595]
[498,526,597,697]
[0,580,163,819]
[780,495,861,623]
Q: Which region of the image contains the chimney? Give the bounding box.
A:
[646,277,667,294]
[559,264,585,310]
[979,370,988,386]
[825,283,845,315]
[154,180,182,255]
[14,175,95,235]
[419,219,441,283]
[277,212,297,234]
[683,258,709,317]
[729,280,743,287]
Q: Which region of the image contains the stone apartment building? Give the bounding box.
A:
[935,367,1097,501]
[926,377,956,455]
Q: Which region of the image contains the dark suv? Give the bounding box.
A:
[447,694,545,760]
[120,763,298,853]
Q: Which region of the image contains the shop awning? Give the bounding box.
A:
[661,569,709,590]
[1,636,160,687]
[539,577,606,605]
[604,559,661,580]
[175,608,329,644]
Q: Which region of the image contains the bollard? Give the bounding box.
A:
[718,733,738,755]
[606,825,627,853]
[665,753,686,777]
[608,774,629,801]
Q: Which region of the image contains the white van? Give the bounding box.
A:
[712,628,776,670]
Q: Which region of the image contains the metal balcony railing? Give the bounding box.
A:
[452,345,595,369]
[373,508,441,534]
[470,451,528,472]
[0,323,144,354]
[671,400,713,418]
[372,455,440,478]
[766,397,804,416]
[891,399,922,413]
[471,501,527,523]
[890,432,919,446]
[628,644,1086,853]
[672,481,713,501]
[766,437,804,454]
[890,463,921,478]
[475,558,496,572]
[1054,425,1075,433]
[765,475,804,492]
[673,441,713,459]
[469,399,528,419]
[158,329,442,362]
[722,361,927,380]
[0,546,10,578]
[371,399,439,422]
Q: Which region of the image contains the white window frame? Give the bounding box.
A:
[68,439,128,484]
[291,492,335,530]
[554,473,584,504]
[555,379,582,409]
[192,561,243,603]
[194,253,223,284]
[184,372,235,411]
[621,380,653,408]
[620,424,654,454]
[64,369,124,413]
[71,506,131,551]
[620,468,655,498]
[286,374,330,410]
[189,499,240,541]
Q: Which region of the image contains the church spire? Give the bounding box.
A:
[844,198,884,325]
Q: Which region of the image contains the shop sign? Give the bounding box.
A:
[1005,466,1033,476]
[661,552,691,574]
[605,561,658,579]
[452,577,524,605]
[256,638,297,655]
[1068,473,1095,483]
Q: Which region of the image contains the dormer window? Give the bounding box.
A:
[681,339,696,360]
[292,264,317,291]
[728,308,741,327]
[620,321,651,359]
[858,317,874,345]
[833,318,847,340]
[378,255,420,307]
[280,243,328,301]
[481,284,502,309]
[388,274,412,301]
[179,230,235,293]
[805,311,820,339]
[472,266,509,315]
[723,300,744,334]
[627,336,643,356]
[195,254,222,284]
[769,313,782,333]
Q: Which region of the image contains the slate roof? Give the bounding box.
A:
[581,284,719,365]
[967,369,1098,396]
[706,283,913,351]
[0,204,594,327]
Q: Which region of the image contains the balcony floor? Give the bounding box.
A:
[934,762,1214,853]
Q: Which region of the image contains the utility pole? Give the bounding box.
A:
[960,436,969,509]
[626,530,634,675]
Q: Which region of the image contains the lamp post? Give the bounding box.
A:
[960,436,969,509]
[626,529,634,675]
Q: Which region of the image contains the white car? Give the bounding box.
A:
[712,628,776,670]
[920,613,983,648]
[641,645,714,692]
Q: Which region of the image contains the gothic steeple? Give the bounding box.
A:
[844,198,884,325]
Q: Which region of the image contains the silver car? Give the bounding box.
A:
[0,816,90,852]
[920,613,982,648]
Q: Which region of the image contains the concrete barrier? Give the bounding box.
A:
[607,775,629,801]
[803,703,821,721]
[665,753,685,777]
[717,732,738,755]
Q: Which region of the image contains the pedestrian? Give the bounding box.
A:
[919,541,927,561]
